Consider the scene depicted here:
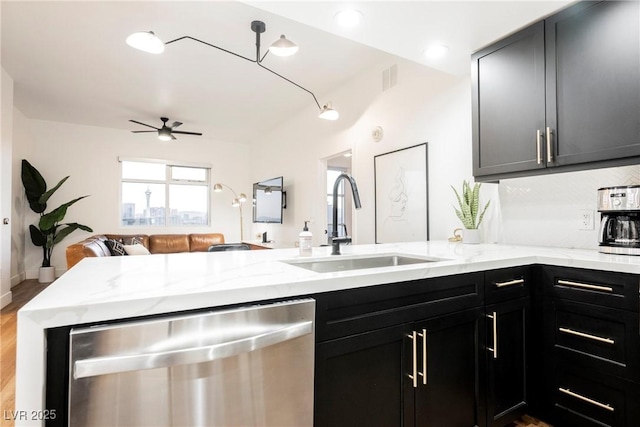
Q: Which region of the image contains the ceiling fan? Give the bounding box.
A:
[129,117,203,141]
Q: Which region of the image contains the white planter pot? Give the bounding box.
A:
[38,266,56,283]
[462,229,482,244]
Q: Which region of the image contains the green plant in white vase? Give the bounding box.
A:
[451,180,490,243]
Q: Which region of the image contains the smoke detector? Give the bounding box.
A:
[371,126,384,142]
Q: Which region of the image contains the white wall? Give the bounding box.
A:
[249,58,481,247]
[498,164,640,249]
[1,68,14,308]
[14,118,251,278]
[11,108,31,286]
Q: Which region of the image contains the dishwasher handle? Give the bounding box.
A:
[74,320,313,379]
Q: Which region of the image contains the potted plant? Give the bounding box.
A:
[21,160,93,282]
[451,180,490,244]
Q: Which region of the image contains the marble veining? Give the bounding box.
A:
[14,241,640,426]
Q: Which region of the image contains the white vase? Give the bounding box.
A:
[462,229,482,244]
[38,266,56,283]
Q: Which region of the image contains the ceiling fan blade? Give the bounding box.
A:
[129,119,159,130]
[131,130,157,133]
[171,134,177,140]
[172,131,203,136]
[171,121,183,129]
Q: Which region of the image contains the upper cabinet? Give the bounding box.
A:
[472,1,640,181]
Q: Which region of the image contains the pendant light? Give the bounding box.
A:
[125,31,164,54]
[269,35,299,57]
[319,102,339,120]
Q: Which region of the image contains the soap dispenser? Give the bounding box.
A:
[299,221,312,257]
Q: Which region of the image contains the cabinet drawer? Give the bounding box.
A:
[543,266,639,311]
[314,273,483,342]
[484,266,530,304]
[547,364,640,427]
[545,299,639,381]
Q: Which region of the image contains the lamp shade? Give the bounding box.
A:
[269,35,299,57]
[126,31,165,54]
[319,103,339,120]
[213,183,223,192]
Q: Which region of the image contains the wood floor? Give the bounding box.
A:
[1,279,51,427]
[0,279,553,427]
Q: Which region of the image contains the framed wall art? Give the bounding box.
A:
[374,143,428,243]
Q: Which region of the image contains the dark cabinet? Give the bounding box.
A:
[472,0,640,181]
[540,265,640,427]
[313,274,484,427]
[413,309,481,427]
[314,309,482,427]
[314,324,411,427]
[483,267,531,427]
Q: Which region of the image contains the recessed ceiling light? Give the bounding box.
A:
[334,10,364,28]
[423,44,449,59]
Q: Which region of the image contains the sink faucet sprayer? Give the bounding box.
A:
[331,173,362,255]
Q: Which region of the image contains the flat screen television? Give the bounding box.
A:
[253,176,284,224]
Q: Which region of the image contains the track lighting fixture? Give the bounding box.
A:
[127,21,338,120]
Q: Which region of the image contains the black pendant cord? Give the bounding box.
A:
[165,33,323,112]
[165,36,254,63]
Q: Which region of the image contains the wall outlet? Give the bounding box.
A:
[578,209,595,230]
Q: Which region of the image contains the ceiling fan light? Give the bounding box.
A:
[269,35,299,57]
[126,31,165,54]
[319,103,339,120]
[158,128,172,141]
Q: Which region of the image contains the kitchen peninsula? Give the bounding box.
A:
[15,241,640,426]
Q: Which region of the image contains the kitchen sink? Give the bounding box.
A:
[283,254,445,273]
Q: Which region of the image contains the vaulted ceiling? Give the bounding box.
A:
[1,1,572,143]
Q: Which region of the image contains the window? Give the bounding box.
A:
[120,159,210,226]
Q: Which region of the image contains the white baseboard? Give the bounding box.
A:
[11,271,26,287]
[1,290,12,309]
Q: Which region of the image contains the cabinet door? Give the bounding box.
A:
[472,22,546,178]
[485,298,530,427]
[413,308,482,427]
[546,0,640,166]
[314,323,414,427]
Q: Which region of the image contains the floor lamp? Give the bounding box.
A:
[213,183,247,241]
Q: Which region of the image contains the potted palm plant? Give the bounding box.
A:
[451,180,490,244]
[21,160,93,282]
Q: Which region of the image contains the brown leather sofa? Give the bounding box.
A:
[66,233,225,269]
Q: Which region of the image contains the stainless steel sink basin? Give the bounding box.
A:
[283,254,444,273]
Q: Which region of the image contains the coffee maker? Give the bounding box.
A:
[598,185,640,255]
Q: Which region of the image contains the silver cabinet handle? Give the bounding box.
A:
[559,327,614,344]
[546,127,553,163]
[487,312,498,359]
[557,279,613,293]
[417,329,427,385]
[559,388,614,412]
[536,130,542,164]
[74,320,312,379]
[407,331,418,388]
[494,278,525,288]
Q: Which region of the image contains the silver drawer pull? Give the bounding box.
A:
[558,327,615,345]
[494,278,525,288]
[487,312,498,359]
[558,388,614,412]
[407,331,417,388]
[557,279,613,293]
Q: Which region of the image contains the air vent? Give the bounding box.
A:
[382,64,398,92]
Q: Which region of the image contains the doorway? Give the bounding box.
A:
[325,151,353,245]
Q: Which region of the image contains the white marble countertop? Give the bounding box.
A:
[14,241,640,425]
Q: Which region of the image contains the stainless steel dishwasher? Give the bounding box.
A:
[68,299,315,427]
